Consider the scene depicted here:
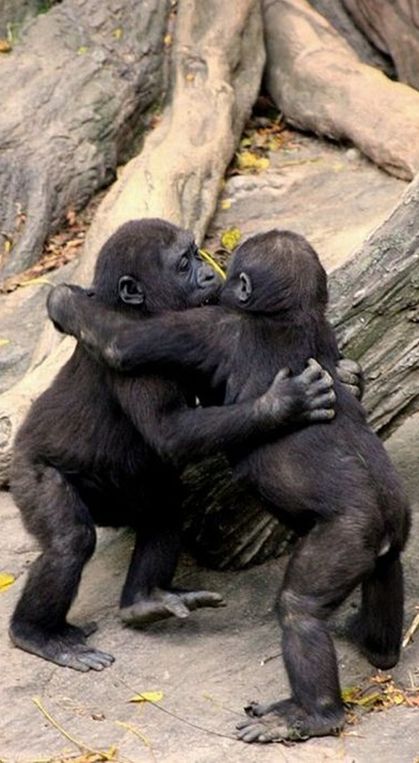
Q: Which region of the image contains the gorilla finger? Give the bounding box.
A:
[237,725,265,743]
[56,653,91,672]
[245,702,267,718]
[76,646,115,667]
[161,593,190,618]
[272,367,291,382]
[76,654,108,671]
[347,383,361,399]
[180,590,226,610]
[307,378,335,397]
[90,649,115,665]
[302,358,324,381]
[338,358,362,374]
[258,732,277,743]
[304,408,335,422]
[308,390,336,409]
[337,370,359,386]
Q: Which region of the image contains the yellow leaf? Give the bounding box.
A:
[220,227,241,252]
[0,338,10,347]
[129,691,163,704]
[220,199,232,210]
[0,39,12,53]
[78,46,88,54]
[113,27,123,40]
[164,33,172,46]
[0,572,15,591]
[198,249,226,281]
[236,150,269,173]
[3,240,12,254]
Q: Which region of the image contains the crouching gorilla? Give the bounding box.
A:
[10,220,338,673]
[49,229,410,740]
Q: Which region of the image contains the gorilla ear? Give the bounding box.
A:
[118,275,145,305]
[237,272,252,303]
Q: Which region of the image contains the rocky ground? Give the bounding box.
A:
[0,129,417,762]
[0,414,417,763]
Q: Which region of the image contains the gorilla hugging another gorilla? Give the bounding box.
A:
[46,223,410,743]
[10,220,338,674]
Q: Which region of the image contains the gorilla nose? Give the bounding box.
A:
[197,264,219,286]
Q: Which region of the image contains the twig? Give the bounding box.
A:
[32,697,97,755]
[117,679,236,741]
[402,610,419,648]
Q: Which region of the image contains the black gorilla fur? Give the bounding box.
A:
[10,220,336,672]
[48,227,410,739]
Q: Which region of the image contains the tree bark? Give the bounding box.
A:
[263,0,419,180]
[342,0,419,89]
[330,175,419,436]
[0,0,169,278]
[309,0,394,76]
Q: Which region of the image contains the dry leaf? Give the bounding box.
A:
[0,39,12,53]
[342,675,419,714]
[236,150,269,173]
[129,691,163,704]
[220,227,241,252]
[0,572,15,591]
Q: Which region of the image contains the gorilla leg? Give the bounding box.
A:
[120,488,224,626]
[237,515,376,743]
[348,550,404,670]
[10,465,114,672]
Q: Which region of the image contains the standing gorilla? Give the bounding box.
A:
[50,229,410,740]
[10,220,336,673]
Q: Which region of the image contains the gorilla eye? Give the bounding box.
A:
[178,255,190,272]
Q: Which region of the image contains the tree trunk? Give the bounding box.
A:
[342,0,419,89]
[263,0,419,180]
[0,0,168,278]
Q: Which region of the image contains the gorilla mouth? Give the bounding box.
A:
[201,292,220,306]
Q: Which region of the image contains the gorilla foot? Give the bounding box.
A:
[9,621,114,672]
[120,587,225,626]
[237,698,344,743]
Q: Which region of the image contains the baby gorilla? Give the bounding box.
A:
[49,229,410,738]
[10,220,336,673]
